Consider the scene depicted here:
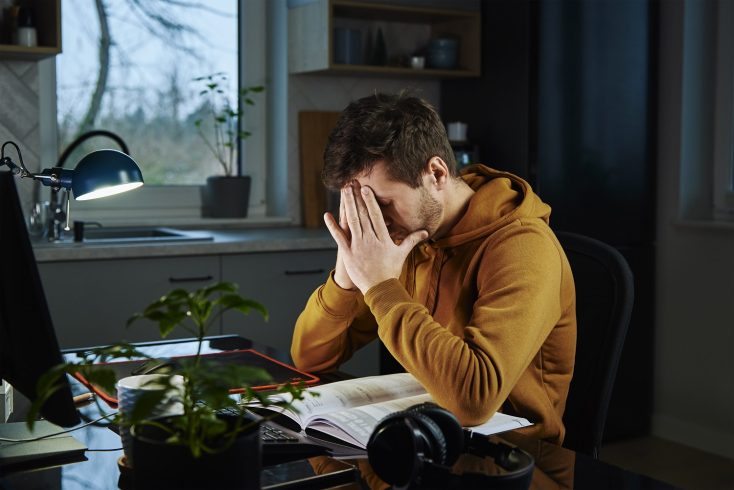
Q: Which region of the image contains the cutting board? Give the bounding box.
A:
[299,111,341,228]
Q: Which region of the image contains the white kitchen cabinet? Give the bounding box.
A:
[221,249,379,377]
[38,256,220,349]
[38,246,379,376]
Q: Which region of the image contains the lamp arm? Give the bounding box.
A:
[30,168,74,190]
[1,142,74,190]
[1,141,32,178]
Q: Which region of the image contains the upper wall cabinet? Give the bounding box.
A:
[0,0,61,60]
[288,0,481,78]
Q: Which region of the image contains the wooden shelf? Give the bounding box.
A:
[0,45,59,60]
[0,0,61,61]
[325,63,478,78]
[288,0,480,78]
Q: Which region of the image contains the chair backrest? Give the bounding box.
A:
[556,231,634,459]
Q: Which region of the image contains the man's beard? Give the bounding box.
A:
[389,187,442,243]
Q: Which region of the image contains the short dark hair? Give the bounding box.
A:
[322,92,457,190]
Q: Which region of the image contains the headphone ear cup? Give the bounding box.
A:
[409,403,465,465]
[367,409,450,486]
[406,411,448,465]
[368,411,430,487]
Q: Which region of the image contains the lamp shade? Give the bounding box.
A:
[71,149,144,201]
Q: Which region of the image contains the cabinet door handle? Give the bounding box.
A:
[169,275,214,283]
[284,268,325,276]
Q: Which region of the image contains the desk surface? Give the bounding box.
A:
[1,336,677,490]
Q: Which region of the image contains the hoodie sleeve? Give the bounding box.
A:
[365,225,565,426]
[290,271,379,372]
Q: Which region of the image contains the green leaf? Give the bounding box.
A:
[26,279,310,454]
[166,289,192,302]
[201,282,238,297]
[28,364,81,429]
[126,312,143,327]
[159,314,186,338]
[215,295,268,321]
[78,366,119,396]
[127,390,170,424]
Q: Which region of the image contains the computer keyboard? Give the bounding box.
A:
[260,421,332,465]
[261,423,300,443]
[215,405,331,465]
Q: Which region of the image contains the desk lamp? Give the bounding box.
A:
[0,139,144,237]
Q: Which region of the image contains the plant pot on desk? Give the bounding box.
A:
[129,412,262,490]
[201,176,251,218]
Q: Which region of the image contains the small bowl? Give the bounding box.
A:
[410,56,425,69]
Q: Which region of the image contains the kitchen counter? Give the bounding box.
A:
[32,227,336,262]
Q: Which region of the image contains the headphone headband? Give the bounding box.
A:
[367,403,534,490]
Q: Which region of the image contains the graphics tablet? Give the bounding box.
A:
[72,349,319,406]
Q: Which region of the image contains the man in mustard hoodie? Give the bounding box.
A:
[291,93,576,445]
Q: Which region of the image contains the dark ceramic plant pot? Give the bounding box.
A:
[130,413,262,489]
[201,176,251,218]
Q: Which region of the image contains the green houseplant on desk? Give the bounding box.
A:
[30,281,307,490]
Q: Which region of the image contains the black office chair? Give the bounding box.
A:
[556,231,634,459]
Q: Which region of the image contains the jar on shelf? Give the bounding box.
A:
[14,6,37,47]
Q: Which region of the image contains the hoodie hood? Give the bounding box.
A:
[434,164,551,248]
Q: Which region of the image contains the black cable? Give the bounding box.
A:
[0,412,117,442]
[1,141,30,175]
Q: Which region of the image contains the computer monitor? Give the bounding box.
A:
[0,171,80,427]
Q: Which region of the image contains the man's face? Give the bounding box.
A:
[354,161,442,243]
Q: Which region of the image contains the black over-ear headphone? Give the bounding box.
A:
[367,403,535,490]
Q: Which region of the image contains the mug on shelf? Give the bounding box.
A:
[333,27,363,65]
[427,37,459,69]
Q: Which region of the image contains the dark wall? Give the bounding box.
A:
[442,1,537,181]
[442,0,656,442]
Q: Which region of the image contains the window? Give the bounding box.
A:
[50,0,272,223]
[713,0,734,221]
[677,0,734,223]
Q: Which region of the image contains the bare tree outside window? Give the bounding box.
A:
[57,0,239,185]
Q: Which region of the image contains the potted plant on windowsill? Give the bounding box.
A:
[194,73,264,218]
[30,282,307,490]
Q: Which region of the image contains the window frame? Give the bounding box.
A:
[43,0,273,226]
[713,0,734,221]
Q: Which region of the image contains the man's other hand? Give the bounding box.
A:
[330,193,356,290]
[324,184,428,295]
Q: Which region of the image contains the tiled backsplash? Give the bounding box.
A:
[0,60,40,212]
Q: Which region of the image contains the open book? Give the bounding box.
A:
[246,373,532,451]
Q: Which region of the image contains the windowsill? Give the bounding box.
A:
[75,215,294,230]
[63,187,294,229]
[674,219,734,232]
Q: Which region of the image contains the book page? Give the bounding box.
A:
[244,372,426,430]
[306,393,434,448]
[467,412,533,436]
[306,396,533,449]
